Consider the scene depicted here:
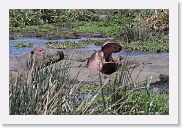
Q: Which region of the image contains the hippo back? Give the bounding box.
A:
[10,48,64,71]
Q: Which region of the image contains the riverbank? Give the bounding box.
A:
[9,37,169,92]
[58,49,169,92]
[9,9,169,52]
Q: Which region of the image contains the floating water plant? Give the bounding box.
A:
[123,40,169,52]
[94,40,104,46]
[13,42,34,48]
[46,41,85,49]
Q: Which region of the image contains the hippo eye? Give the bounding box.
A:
[31,51,34,54]
[38,49,43,52]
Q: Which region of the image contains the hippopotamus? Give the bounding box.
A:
[9,47,64,83]
[86,41,122,74]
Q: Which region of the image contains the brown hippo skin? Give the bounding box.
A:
[9,48,64,83]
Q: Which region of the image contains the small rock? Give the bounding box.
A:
[159,74,169,84]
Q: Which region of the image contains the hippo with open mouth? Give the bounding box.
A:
[86,41,122,74]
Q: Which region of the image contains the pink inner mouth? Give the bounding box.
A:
[87,42,122,73]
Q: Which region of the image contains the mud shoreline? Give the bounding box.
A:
[9,32,107,40]
[9,35,169,93]
[59,49,169,92]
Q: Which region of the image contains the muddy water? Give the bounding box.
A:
[9,38,169,92]
[9,38,110,55]
[9,38,169,57]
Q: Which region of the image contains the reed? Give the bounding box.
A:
[9,57,168,115]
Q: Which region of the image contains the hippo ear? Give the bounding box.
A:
[101,41,122,54]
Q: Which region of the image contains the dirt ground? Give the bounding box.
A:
[59,49,169,92]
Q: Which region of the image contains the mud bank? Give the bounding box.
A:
[58,49,169,92]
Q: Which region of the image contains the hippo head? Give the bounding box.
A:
[27,47,64,69]
[87,41,122,74]
[101,41,122,62]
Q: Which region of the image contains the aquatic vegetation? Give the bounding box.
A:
[83,39,105,46]
[94,40,104,46]
[46,41,85,49]
[12,42,34,48]
[122,40,169,52]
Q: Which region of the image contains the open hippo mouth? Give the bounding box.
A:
[87,41,122,75]
[27,48,64,69]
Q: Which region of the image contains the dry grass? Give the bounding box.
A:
[9,57,169,115]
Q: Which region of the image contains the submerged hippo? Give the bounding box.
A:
[86,41,122,74]
[9,48,64,83]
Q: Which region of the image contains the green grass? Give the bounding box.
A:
[81,84,96,93]
[10,24,56,33]
[73,21,122,38]
[9,58,169,115]
[12,42,34,48]
[10,24,74,39]
[9,9,169,52]
[121,40,169,52]
[9,9,169,115]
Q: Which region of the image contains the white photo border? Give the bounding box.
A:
[0,0,178,124]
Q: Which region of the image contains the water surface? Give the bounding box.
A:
[9,38,169,57]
